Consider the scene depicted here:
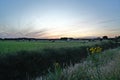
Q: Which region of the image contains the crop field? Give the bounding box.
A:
[0,40,120,80]
[0,40,101,54]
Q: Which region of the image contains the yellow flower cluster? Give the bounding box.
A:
[54,62,60,68]
[89,47,102,54]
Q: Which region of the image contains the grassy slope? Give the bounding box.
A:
[38,47,120,80]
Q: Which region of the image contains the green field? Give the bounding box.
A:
[0,40,102,54]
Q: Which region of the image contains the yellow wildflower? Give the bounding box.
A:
[54,62,60,68]
[89,46,102,54]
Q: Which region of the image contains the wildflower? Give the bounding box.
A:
[89,47,94,51]
[96,47,102,53]
[89,46,102,54]
[54,62,60,68]
[89,47,95,54]
[91,76,94,79]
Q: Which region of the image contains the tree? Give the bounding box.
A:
[60,37,68,40]
[103,36,108,40]
[115,36,120,42]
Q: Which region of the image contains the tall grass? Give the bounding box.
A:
[38,47,120,80]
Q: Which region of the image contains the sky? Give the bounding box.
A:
[0,0,120,39]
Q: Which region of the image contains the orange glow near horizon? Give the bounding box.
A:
[34,27,120,39]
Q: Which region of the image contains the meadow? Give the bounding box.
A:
[0,40,120,80]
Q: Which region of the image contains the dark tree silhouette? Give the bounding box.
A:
[103,36,108,40]
[60,37,68,40]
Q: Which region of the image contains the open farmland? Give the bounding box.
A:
[0,40,102,54]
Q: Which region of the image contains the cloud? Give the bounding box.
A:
[24,29,48,38]
[97,18,120,24]
[0,24,48,38]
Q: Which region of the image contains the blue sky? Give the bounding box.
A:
[0,0,120,38]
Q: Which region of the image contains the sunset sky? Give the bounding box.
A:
[0,0,120,38]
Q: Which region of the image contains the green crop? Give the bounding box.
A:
[0,40,100,54]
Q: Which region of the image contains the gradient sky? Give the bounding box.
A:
[0,0,120,38]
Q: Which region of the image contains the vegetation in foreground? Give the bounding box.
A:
[37,47,120,80]
[0,40,119,80]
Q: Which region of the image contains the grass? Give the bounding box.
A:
[0,40,102,54]
[38,47,120,80]
[0,40,119,80]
